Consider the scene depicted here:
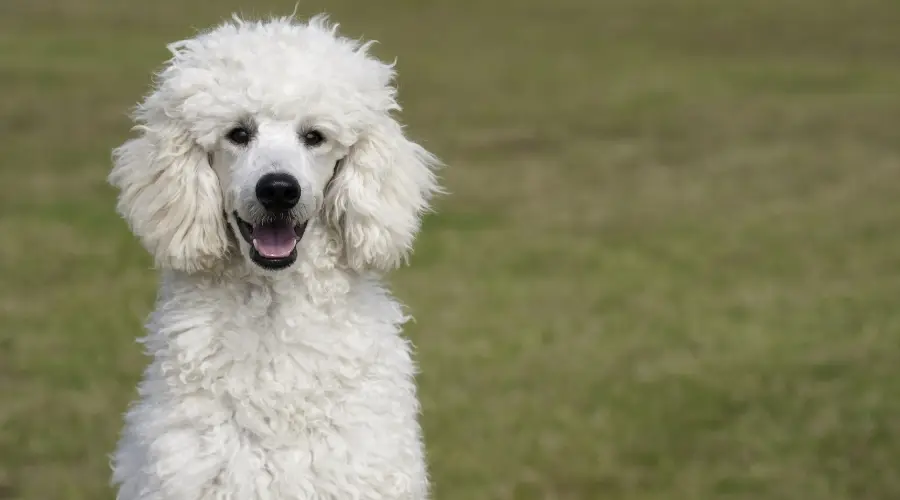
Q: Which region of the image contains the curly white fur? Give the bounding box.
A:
[108,15,440,500]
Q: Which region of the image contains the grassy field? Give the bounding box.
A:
[2,0,900,498]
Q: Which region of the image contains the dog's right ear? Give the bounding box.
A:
[109,122,229,273]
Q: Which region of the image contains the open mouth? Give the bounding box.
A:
[234,212,308,270]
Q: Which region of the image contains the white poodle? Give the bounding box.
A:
[107,15,440,500]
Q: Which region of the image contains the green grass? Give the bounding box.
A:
[2,0,900,498]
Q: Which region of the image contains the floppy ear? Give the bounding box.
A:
[108,123,229,273]
[325,116,441,272]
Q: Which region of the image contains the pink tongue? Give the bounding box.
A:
[252,222,297,258]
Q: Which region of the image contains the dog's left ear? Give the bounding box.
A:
[108,122,230,273]
[325,115,441,272]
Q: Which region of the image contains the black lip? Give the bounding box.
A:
[250,247,298,270]
[233,212,309,270]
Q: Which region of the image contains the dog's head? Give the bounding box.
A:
[109,15,440,274]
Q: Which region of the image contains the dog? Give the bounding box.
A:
[108,15,440,499]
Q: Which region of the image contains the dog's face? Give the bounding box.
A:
[209,117,349,270]
[109,16,439,274]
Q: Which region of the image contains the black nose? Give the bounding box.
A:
[255,173,301,211]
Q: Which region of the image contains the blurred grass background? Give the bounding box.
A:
[2,0,900,499]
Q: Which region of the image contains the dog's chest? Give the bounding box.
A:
[169,307,424,498]
[194,306,404,434]
[126,279,427,499]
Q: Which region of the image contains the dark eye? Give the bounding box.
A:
[226,126,252,146]
[301,129,325,147]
